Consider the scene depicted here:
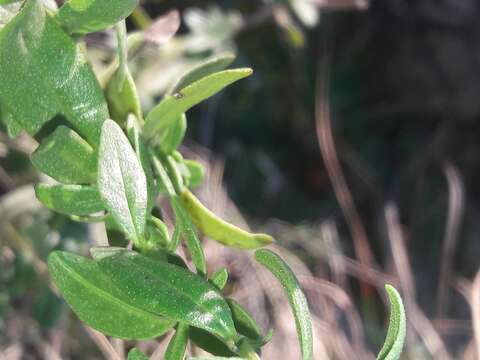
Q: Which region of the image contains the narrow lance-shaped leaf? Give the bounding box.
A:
[165,323,190,360]
[168,52,236,95]
[48,251,175,340]
[95,249,238,344]
[171,195,207,276]
[144,68,253,142]
[98,120,148,243]
[210,268,228,290]
[255,249,313,360]
[376,285,406,360]
[127,348,149,360]
[55,0,138,35]
[0,0,108,145]
[31,126,97,184]
[35,184,105,216]
[227,299,263,343]
[181,189,273,249]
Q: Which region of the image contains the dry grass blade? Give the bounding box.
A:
[315,49,375,268]
[436,162,465,318]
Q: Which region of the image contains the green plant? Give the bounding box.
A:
[0,1,406,359]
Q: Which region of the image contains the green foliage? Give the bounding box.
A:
[98,120,148,244]
[255,249,313,360]
[0,2,407,359]
[376,285,407,360]
[0,0,108,144]
[127,348,149,360]
[35,184,104,216]
[55,0,139,35]
[48,251,174,339]
[181,189,273,249]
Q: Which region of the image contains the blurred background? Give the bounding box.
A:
[2,0,480,358]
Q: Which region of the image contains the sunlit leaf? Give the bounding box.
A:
[48,251,174,340]
[144,69,252,142]
[0,0,108,145]
[181,190,273,249]
[376,285,406,360]
[55,0,138,35]
[255,249,313,360]
[98,120,147,243]
[96,249,238,344]
[210,268,228,290]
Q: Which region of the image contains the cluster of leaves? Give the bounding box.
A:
[0,1,405,359]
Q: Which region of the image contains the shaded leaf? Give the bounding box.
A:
[96,249,238,344]
[31,126,97,184]
[181,190,273,249]
[157,113,186,154]
[255,249,313,360]
[127,348,149,360]
[171,195,207,276]
[98,119,148,243]
[189,327,237,358]
[210,268,228,290]
[0,0,108,145]
[35,184,104,216]
[165,323,190,360]
[48,251,174,340]
[227,299,262,343]
[55,0,138,35]
[144,69,252,142]
[376,285,406,360]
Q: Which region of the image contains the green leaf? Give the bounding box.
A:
[0,0,108,145]
[31,126,97,184]
[169,53,236,95]
[376,285,406,360]
[55,0,138,35]
[210,268,228,290]
[35,184,104,216]
[171,195,207,276]
[106,68,142,124]
[157,113,186,154]
[189,327,237,358]
[127,348,149,360]
[188,358,243,360]
[227,300,262,343]
[98,119,148,243]
[96,249,238,344]
[48,251,174,340]
[126,115,156,212]
[165,323,190,360]
[181,190,273,249]
[184,159,205,188]
[144,68,253,142]
[254,249,313,360]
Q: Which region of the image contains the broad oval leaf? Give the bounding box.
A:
[48,251,174,340]
[171,195,207,276]
[0,0,108,145]
[96,249,238,344]
[144,68,253,142]
[180,190,273,249]
[127,348,149,360]
[55,0,138,35]
[376,285,406,360]
[35,184,104,216]
[98,119,148,243]
[31,126,97,184]
[165,323,190,360]
[255,249,313,360]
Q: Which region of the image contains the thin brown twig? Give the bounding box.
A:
[436,162,464,318]
[315,48,376,268]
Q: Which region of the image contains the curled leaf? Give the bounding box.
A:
[376,285,406,360]
[255,249,313,360]
[180,189,273,249]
